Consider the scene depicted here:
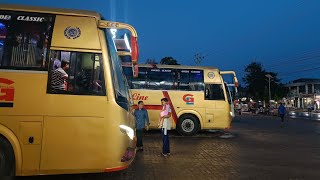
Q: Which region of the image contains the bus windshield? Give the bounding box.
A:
[225,83,232,104]
[105,29,129,104]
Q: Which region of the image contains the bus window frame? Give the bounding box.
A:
[47,50,106,96]
[147,67,175,90]
[204,83,226,101]
[104,29,130,110]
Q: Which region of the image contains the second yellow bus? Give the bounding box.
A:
[122,64,238,136]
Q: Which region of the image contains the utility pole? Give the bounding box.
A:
[265,74,273,103]
[194,53,205,66]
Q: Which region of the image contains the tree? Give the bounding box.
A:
[243,62,266,101]
[145,59,158,64]
[160,57,180,65]
[243,62,282,101]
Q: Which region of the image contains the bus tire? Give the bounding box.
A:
[0,136,15,176]
[177,115,200,136]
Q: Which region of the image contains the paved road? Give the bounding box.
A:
[18,115,320,180]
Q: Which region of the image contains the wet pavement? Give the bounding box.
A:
[18,115,320,180]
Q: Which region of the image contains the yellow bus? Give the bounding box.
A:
[0,4,140,176]
[122,64,239,136]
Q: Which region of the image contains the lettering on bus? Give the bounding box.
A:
[0,78,15,108]
[17,16,46,22]
[132,93,148,101]
[183,94,194,105]
[0,15,11,20]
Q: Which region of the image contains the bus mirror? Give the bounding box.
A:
[131,36,139,65]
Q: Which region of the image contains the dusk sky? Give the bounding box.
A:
[1,0,320,83]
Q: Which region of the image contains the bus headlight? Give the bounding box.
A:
[120,125,134,140]
[230,111,235,118]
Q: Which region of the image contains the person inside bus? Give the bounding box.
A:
[132,101,150,152]
[51,59,69,92]
[76,68,92,93]
[52,52,61,70]
[160,98,172,157]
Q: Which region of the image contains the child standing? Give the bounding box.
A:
[158,102,169,128]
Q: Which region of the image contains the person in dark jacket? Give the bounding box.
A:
[278,103,286,127]
[133,101,150,151]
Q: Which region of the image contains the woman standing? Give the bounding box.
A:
[159,98,172,156]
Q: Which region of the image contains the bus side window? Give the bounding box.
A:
[47,50,105,96]
[178,70,190,91]
[148,68,174,90]
[190,70,204,91]
[131,67,147,89]
[205,84,225,100]
[0,12,54,70]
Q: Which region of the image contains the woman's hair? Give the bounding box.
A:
[61,60,69,68]
[161,98,168,102]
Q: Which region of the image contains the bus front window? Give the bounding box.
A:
[225,83,232,104]
[105,29,130,108]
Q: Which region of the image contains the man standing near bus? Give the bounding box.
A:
[133,101,150,151]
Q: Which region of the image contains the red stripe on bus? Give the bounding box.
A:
[133,105,163,110]
[162,91,178,124]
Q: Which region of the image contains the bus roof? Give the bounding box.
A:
[128,64,219,71]
[0,4,101,19]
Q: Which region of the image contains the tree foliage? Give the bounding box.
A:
[243,62,284,101]
[160,57,180,65]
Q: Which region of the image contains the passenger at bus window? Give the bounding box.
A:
[51,60,69,92]
[52,55,61,70]
[76,69,92,93]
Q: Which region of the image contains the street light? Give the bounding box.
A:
[265,74,273,103]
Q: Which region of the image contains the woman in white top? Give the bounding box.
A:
[160,98,171,156]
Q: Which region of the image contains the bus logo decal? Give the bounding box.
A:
[132,93,148,101]
[0,78,15,108]
[64,26,81,39]
[183,94,194,105]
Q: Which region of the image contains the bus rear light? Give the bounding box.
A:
[121,147,135,162]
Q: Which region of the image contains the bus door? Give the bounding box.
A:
[203,83,228,128]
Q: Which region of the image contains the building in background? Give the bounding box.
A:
[285,78,320,109]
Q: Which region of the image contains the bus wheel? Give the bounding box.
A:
[0,136,15,176]
[177,115,200,136]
